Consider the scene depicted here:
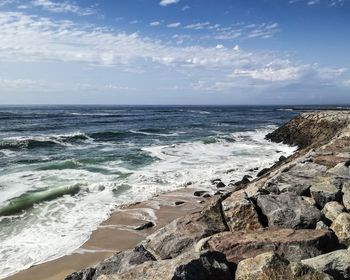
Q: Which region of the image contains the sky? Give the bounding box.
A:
[0,0,349,105]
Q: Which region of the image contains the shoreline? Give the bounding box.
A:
[5,187,209,280]
[6,110,350,280]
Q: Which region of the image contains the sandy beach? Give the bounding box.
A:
[6,188,206,280]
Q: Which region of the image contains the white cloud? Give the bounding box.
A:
[0,11,347,94]
[31,0,96,16]
[167,22,181,28]
[185,22,211,30]
[289,0,346,6]
[181,5,190,11]
[149,21,161,27]
[159,0,179,6]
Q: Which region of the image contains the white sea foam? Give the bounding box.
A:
[0,126,296,278]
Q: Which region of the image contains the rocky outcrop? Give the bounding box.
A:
[221,190,262,231]
[199,229,338,265]
[266,111,349,149]
[142,196,228,260]
[302,250,350,280]
[236,252,333,280]
[97,250,232,280]
[256,193,322,229]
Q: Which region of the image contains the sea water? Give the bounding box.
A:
[0,105,298,278]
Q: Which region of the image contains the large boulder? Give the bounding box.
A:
[264,162,327,196]
[236,252,333,280]
[309,177,342,208]
[330,213,350,246]
[256,193,322,229]
[322,201,345,222]
[97,250,232,280]
[222,190,262,231]
[302,249,350,280]
[65,245,156,280]
[143,197,228,259]
[199,228,338,265]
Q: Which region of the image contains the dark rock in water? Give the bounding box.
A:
[345,160,350,167]
[256,193,322,229]
[185,181,193,186]
[234,175,251,187]
[203,193,211,198]
[216,182,226,188]
[194,191,207,197]
[134,221,155,231]
[200,228,339,265]
[279,155,287,162]
[142,197,228,260]
[225,168,237,174]
[256,168,270,177]
[236,252,333,280]
[247,167,259,172]
[100,250,232,280]
[211,179,222,184]
[174,201,185,206]
[65,245,156,280]
[302,249,350,280]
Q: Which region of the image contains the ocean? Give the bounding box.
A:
[0,105,298,278]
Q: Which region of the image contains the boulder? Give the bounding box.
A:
[65,245,156,280]
[236,252,333,280]
[134,221,155,230]
[310,178,342,208]
[302,249,350,280]
[330,213,350,246]
[194,191,207,197]
[143,197,228,259]
[221,190,262,231]
[199,228,338,265]
[256,193,322,229]
[322,201,345,222]
[327,162,350,179]
[97,250,232,280]
[256,168,270,178]
[342,182,350,210]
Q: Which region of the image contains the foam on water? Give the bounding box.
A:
[0,125,297,278]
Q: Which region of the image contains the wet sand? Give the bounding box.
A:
[6,187,206,280]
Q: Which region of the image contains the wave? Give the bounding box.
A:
[0,185,81,216]
[0,133,90,151]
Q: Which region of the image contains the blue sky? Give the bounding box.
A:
[0,0,349,105]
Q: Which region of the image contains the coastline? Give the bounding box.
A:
[6,110,350,280]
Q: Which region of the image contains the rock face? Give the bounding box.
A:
[199,229,338,265]
[330,213,350,246]
[221,190,262,231]
[97,250,232,280]
[236,252,333,280]
[65,245,156,280]
[302,250,350,280]
[256,193,322,229]
[322,201,344,222]
[143,197,228,259]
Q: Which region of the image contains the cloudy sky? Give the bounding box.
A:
[0,0,349,105]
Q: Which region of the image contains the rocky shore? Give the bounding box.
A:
[63,111,350,280]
